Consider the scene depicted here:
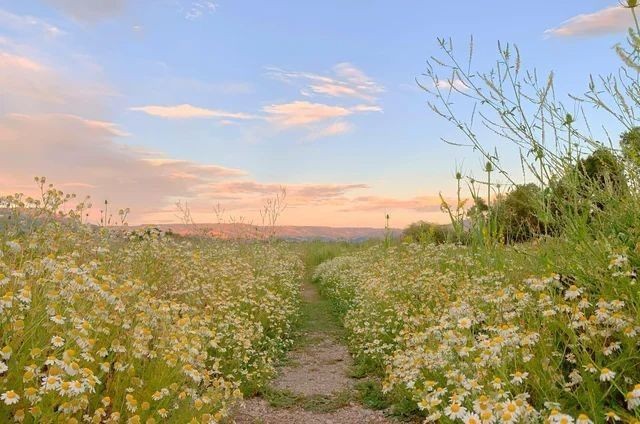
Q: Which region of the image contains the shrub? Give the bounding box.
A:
[402,221,455,244]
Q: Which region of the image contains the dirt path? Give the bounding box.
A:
[233,281,393,424]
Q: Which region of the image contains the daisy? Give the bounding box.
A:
[458,317,473,329]
[564,285,582,300]
[42,376,59,391]
[463,413,482,424]
[600,368,616,382]
[444,402,467,420]
[1,390,20,405]
[1,346,12,360]
[510,371,528,385]
[576,414,593,424]
[50,336,65,348]
[604,411,621,421]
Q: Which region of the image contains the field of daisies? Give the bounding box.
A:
[0,200,303,423]
[314,239,640,423]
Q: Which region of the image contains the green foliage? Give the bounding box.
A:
[354,380,390,410]
[492,183,545,243]
[402,221,455,244]
[621,127,640,167]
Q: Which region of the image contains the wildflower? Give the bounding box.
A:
[50,336,65,348]
[564,285,582,300]
[463,413,482,424]
[510,371,528,385]
[576,414,593,424]
[1,346,12,360]
[444,402,467,420]
[58,381,72,396]
[50,314,66,324]
[42,376,59,391]
[600,368,616,382]
[23,387,38,403]
[627,386,640,409]
[0,361,8,374]
[605,411,621,421]
[458,317,473,329]
[1,390,20,405]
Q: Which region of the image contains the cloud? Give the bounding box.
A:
[263,101,352,127]
[344,195,444,213]
[130,104,256,120]
[267,62,384,103]
[310,121,352,140]
[434,79,468,91]
[351,104,383,113]
[0,9,63,37]
[0,113,245,219]
[141,158,245,178]
[43,0,128,22]
[184,1,217,20]
[263,101,381,129]
[265,63,383,139]
[211,181,368,199]
[545,5,634,37]
[0,51,44,72]
[0,48,116,115]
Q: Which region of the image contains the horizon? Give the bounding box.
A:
[0,1,634,227]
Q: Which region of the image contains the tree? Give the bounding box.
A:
[492,184,544,243]
[621,127,640,167]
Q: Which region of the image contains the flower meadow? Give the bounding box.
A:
[314,242,640,423]
[0,211,303,423]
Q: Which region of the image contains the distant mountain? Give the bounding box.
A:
[127,223,402,241]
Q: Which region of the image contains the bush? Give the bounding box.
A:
[492,184,545,243]
[402,221,455,244]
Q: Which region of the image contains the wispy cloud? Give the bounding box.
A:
[267,62,384,103]
[209,181,369,204]
[344,195,444,213]
[0,51,45,72]
[141,158,245,178]
[545,5,633,38]
[263,100,380,135]
[263,101,352,127]
[434,79,468,91]
[310,121,352,140]
[0,113,246,219]
[0,49,115,113]
[184,1,217,20]
[130,104,257,120]
[0,9,63,37]
[43,0,127,23]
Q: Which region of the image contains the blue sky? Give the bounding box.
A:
[0,0,635,226]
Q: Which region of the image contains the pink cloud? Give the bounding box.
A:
[263,101,352,127]
[43,0,127,22]
[308,121,352,140]
[545,6,634,37]
[267,62,384,103]
[130,104,256,120]
[210,181,368,200]
[345,195,444,213]
[0,113,244,221]
[0,9,63,37]
[0,51,45,71]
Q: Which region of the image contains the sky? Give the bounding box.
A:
[0,0,636,227]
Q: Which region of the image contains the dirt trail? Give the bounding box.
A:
[233,281,393,424]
